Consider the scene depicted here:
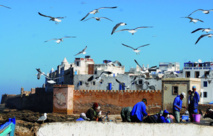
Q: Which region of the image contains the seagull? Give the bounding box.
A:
[80,6,117,21]
[188,9,213,16]
[115,77,137,89]
[38,12,65,24]
[115,26,153,35]
[191,28,213,33]
[44,36,76,44]
[107,60,122,67]
[122,43,149,54]
[36,68,47,80]
[84,17,113,22]
[111,22,127,35]
[75,46,87,56]
[38,113,47,123]
[0,5,11,9]
[134,59,148,73]
[182,16,204,23]
[87,71,112,82]
[195,33,213,44]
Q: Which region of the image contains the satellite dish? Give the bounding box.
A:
[198,59,202,63]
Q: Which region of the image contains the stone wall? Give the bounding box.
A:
[73,89,162,114]
[1,88,53,113]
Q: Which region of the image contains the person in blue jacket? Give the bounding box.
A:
[131,98,148,122]
[189,86,200,122]
[158,110,170,123]
[173,92,186,123]
[76,113,90,121]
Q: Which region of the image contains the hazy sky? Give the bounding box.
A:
[0,0,213,100]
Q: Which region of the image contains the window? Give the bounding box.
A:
[78,81,82,86]
[195,71,200,78]
[76,61,80,66]
[203,81,208,87]
[138,79,143,85]
[186,71,190,78]
[172,86,178,95]
[204,71,210,78]
[203,92,207,98]
[93,81,96,85]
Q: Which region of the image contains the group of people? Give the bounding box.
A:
[76,86,200,123]
[121,86,200,123]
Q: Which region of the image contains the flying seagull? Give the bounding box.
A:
[111,22,127,35]
[115,77,137,89]
[75,46,87,56]
[84,17,113,22]
[191,28,213,33]
[87,71,112,82]
[182,16,204,23]
[47,80,56,84]
[80,6,117,21]
[107,60,122,67]
[188,9,213,16]
[115,26,153,35]
[134,59,157,73]
[36,68,47,80]
[38,113,47,123]
[0,5,11,9]
[122,43,149,54]
[44,36,76,44]
[195,33,213,44]
[38,12,65,24]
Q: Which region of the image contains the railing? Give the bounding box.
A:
[0,118,16,136]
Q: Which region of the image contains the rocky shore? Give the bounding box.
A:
[0,109,77,136]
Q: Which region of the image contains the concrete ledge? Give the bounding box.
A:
[37,122,213,136]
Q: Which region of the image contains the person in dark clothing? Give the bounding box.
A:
[121,107,133,122]
[189,86,200,122]
[131,98,148,122]
[86,102,100,121]
[158,110,170,123]
[188,90,193,122]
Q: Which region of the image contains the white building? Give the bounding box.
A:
[183,61,213,104]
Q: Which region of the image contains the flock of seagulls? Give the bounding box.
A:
[2,3,210,83]
[183,9,213,44]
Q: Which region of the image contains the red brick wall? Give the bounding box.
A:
[73,90,162,114]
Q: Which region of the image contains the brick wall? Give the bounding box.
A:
[73,90,162,114]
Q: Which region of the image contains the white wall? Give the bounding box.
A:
[38,122,213,136]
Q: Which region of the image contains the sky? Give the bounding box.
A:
[0,0,213,101]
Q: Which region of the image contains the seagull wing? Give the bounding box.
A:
[44,38,58,42]
[191,28,204,33]
[111,22,126,35]
[83,17,96,21]
[81,13,90,21]
[36,68,42,73]
[74,46,87,56]
[62,36,76,39]
[134,59,143,70]
[0,5,11,9]
[188,9,203,16]
[115,78,122,84]
[56,16,65,19]
[87,75,94,82]
[135,26,153,29]
[115,29,130,33]
[38,12,53,18]
[100,17,113,22]
[98,6,117,10]
[122,43,135,50]
[113,61,122,66]
[197,19,204,22]
[136,44,150,49]
[195,34,208,44]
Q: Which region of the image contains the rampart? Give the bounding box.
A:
[53,85,162,114]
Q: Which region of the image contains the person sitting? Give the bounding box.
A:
[131,98,148,122]
[86,103,101,121]
[121,107,133,122]
[76,113,90,121]
[158,110,170,123]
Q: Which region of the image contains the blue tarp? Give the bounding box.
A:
[209,101,213,104]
